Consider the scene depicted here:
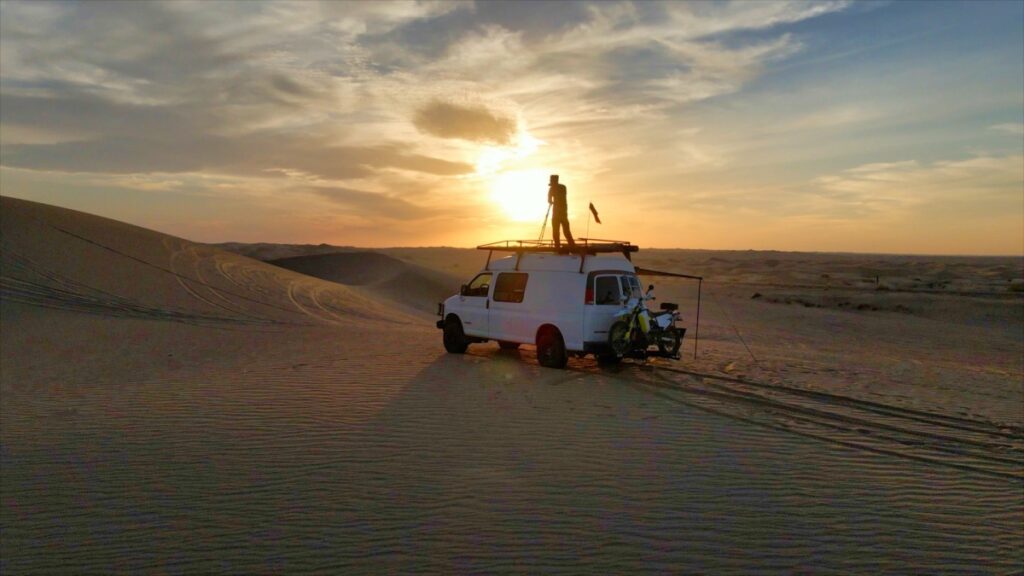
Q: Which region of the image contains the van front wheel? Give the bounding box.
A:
[443,316,469,354]
[536,329,567,369]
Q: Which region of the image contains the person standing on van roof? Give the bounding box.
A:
[548,174,576,250]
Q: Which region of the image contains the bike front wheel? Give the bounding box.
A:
[609,320,630,357]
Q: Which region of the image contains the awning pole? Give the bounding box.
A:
[694,278,702,359]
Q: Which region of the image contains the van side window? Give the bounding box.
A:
[465,273,491,297]
[494,272,528,303]
[595,276,621,305]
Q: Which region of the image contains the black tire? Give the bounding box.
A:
[536,328,567,369]
[608,320,630,357]
[443,316,469,353]
[498,341,520,350]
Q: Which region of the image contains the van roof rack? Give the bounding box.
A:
[478,238,639,273]
[477,238,638,257]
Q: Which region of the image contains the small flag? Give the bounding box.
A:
[589,202,601,224]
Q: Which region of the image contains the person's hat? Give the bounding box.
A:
[549,174,559,184]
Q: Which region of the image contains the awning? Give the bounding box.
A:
[634,267,703,281]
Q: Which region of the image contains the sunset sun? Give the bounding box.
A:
[489,168,551,223]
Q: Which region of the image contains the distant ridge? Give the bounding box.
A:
[212,242,354,261]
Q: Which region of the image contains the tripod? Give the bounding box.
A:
[537,203,551,241]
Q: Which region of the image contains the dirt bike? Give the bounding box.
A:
[608,284,685,360]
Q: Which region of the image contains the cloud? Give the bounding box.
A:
[307,185,436,220]
[810,154,1023,218]
[0,89,208,140]
[1,132,473,179]
[664,1,851,39]
[0,0,849,179]
[989,123,1024,135]
[413,100,517,144]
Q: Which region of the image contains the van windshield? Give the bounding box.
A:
[465,273,491,297]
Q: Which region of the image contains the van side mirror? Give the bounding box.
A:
[460,284,469,296]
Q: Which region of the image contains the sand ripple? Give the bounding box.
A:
[3,341,1022,574]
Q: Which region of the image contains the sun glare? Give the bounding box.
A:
[490,169,551,222]
[476,129,550,223]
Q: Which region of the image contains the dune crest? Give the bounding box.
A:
[0,197,417,327]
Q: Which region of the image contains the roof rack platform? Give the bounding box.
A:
[477,238,638,256]
[477,238,638,272]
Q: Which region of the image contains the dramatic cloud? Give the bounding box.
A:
[413,100,517,144]
[0,0,1020,252]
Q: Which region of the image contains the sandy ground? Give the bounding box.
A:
[229,242,1024,429]
[3,197,1022,573]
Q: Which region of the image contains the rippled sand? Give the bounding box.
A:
[2,197,1022,573]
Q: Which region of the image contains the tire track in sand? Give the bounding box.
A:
[286,279,346,326]
[468,347,1022,481]
[632,364,1023,481]
[164,239,278,325]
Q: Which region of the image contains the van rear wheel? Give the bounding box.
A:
[443,316,469,353]
[536,329,567,369]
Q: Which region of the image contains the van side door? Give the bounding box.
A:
[459,272,491,337]
[489,272,530,343]
[583,274,623,344]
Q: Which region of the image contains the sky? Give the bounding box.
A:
[1,0,1021,255]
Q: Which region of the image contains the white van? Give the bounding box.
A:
[436,240,669,368]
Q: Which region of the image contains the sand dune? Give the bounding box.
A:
[2,197,1021,573]
[0,197,421,328]
[268,251,461,314]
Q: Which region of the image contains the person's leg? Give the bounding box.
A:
[561,215,575,247]
[552,217,561,248]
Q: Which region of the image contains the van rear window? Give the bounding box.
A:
[595,276,621,305]
[494,272,528,303]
